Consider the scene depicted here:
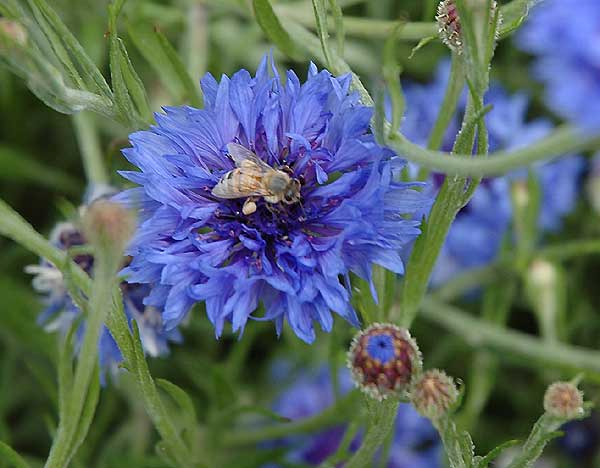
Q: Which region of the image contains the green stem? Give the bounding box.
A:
[435,418,470,468]
[276,4,438,40]
[387,126,600,177]
[345,398,399,468]
[427,56,465,151]
[222,391,358,446]
[45,240,118,467]
[419,298,600,377]
[506,414,565,468]
[72,112,109,186]
[432,237,600,301]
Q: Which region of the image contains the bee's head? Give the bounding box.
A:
[283,179,302,204]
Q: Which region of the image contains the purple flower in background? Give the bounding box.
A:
[267,366,441,467]
[119,56,429,343]
[27,194,181,382]
[402,62,585,285]
[516,0,600,130]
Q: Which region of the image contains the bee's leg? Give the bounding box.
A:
[242,197,258,215]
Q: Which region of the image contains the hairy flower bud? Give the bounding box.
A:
[436,0,499,54]
[411,369,459,420]
[83,200,135,252]
[544,382,584,419]
[347,323,422,400]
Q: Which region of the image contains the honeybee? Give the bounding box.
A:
[212,143,302,215]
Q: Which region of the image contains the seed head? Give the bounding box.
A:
[347,323,422,401]
[544,381,584,419]
[411,369,459,420]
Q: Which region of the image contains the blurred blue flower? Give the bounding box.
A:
[27,197,181,383]
[267,366,441,467]
[402,62,585,285]
[118,56,430,343]
[558,414,600,461]
[516,0,600,130]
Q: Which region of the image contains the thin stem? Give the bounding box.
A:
[387,126,600,177]
[72,112,109,186]
[345,398,399,468]
[276,4,438,40]
[222,391,358,446]
[427,55,465,151]
[418,298,600,377]
[432,238,600,301]
[506,414,564,468]
[45,241,118,467]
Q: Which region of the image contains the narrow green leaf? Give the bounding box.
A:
[156,378,198,437]
[27,0,85,90]
[499,0,533,38]
[131,321,195,468]
[475,439,520,468]
[57,327,75,426]
[29,0,112,97]
[67,365,101,463]
[312,0,333,67]
[408,35,436,60]
[154,28,203,108]
[117,39,152,122]
[127,22,183,99]
[107,0,139,127]
[253,0,304,61]
[0,441,29,468]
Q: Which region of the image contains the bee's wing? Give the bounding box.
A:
[227,143,272,171]
[212,167,272,199]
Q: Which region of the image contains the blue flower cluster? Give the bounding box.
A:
[401,62,585,285]
[267,365,441,467]
[27,194,181,382]
[516,0,600,130]
[119,56,430,343]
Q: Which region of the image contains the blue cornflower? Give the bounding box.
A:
[27,192,181,382]
[401,62,585,285]
[267,365,442,467]
[118,56,429,343]
[516,0,600,130]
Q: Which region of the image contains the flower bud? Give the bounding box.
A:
[410,369,458,420]
[0,18,27,48]
[347,323,422,401]
[82,200,135,252]
[436,0,499,54]
[544,381,584,419]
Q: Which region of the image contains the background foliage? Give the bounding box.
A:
[0,0,599,467]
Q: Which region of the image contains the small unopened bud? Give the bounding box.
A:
[0,18,27,48]
[411,369,458,420]
[83,200,135,251]
[347,323,422,401]
[528,259,557,290]
[436,0,499,54]
[544,382,584,419]
[512,180,530,210]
